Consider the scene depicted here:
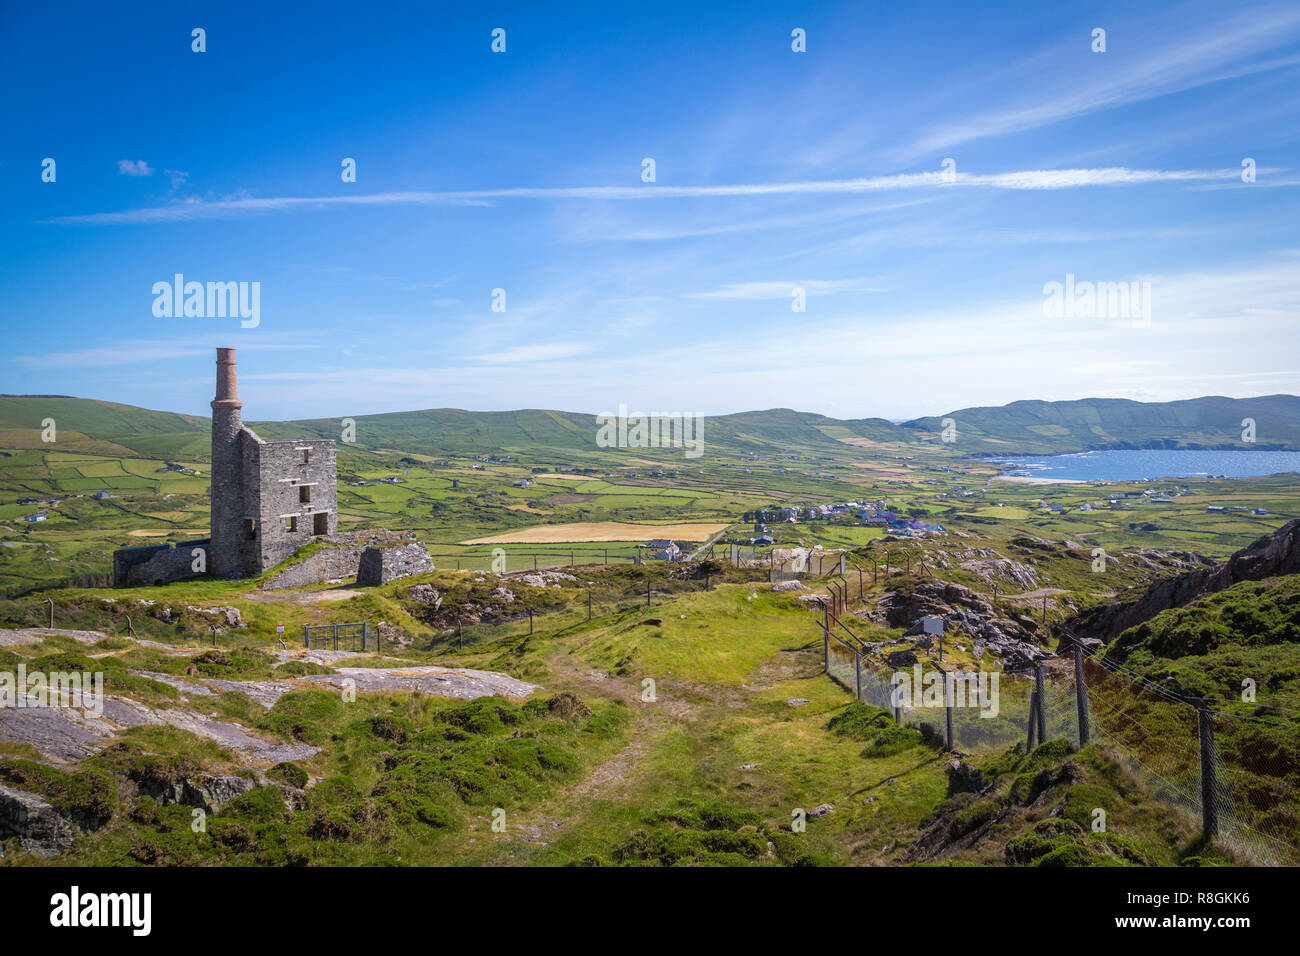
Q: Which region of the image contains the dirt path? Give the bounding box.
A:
[501,626,727,848]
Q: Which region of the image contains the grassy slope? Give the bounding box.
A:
[1,560,1251,867]
[904,395,1300,452]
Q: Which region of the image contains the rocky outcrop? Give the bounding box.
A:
[133,772,258,813]
[869,581,1049,669]
[1061,519,1300,649]
[959,558,1039,591]
[506,569,578,588]
[0,785,81,857]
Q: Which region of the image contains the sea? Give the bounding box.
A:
[981,449,1300,482]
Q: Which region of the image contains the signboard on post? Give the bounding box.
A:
[276,622,285,635]
[921,615,944,661]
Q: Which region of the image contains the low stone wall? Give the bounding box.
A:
[113,538,211,587]
[259,530,420,590]
[356,541,435,585]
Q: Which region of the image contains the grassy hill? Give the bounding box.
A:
[903,395,1300,453]
[4,393,1298,459]
[0,395,207,440]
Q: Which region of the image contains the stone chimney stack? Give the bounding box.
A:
[213,347,242,410]
[209,348,246,578]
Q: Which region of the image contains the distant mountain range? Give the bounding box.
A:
[1,394,1297,459]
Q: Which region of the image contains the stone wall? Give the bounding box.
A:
[259,530,418,590]
[113,538,212,587]
[356,541,435,585]
[253,438,338,571]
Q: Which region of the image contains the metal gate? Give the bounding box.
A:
[303,621,374,652]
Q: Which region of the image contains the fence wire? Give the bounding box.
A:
[822,609,1300,865]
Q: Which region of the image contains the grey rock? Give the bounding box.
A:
[139,773,257,812]
[0,785,80,858]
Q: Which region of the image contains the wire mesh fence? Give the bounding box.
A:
[821,598,1300,865]
[424,549,641,572]
[1079,651,1300,865]
[423,572,732,649]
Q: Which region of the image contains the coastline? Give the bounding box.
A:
[990,474,1086,485]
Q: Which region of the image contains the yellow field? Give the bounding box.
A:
[461,521,730,544]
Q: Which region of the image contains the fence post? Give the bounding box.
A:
[854,647,862,701]
[858,568,863,598]
[822,607,830,675]
[588,588,592,620]
[1197,703,1218,841]
[1026,691,1039,751]
[363,622,368,652]
[303,625,308,649]
[1034,663,1047,744]
[47,598,54,629]
[604,548,608,565]
[534,555,538,570]
[528,608,533,635]
[646,579,651,607]
[946,694,954,751]
[1073,646,1090,747]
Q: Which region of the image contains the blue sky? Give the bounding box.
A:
[2,0,1299,421]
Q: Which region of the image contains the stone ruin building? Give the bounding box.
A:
[113,348,430,587]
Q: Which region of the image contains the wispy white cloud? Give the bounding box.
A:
[686,279,881,300]
[893,6,1300,160]
[470,342,590,363]
[15,336,319,370]
[43,167,1247,226]
[116,159,154,177]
